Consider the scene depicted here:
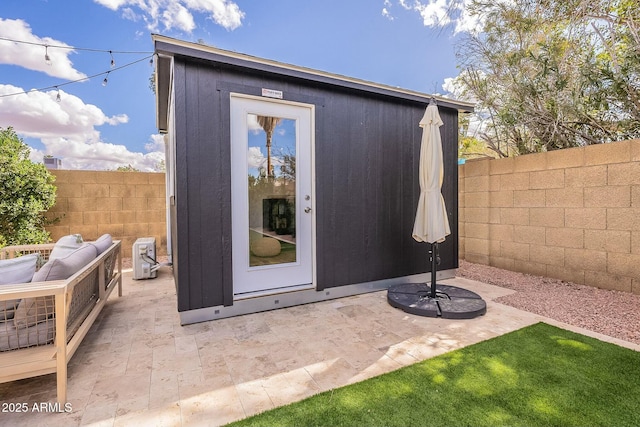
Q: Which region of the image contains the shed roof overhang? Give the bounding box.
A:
[153,34,474,134]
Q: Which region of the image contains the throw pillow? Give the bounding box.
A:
[0,253,40,285]
[14,244,97,329]
[87,234,113,255]
[32,243,97,282]
[0,253,40,320]
[49,234,84,260]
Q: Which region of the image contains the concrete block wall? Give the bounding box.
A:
[459,139,640,294]
[45,170,167,258]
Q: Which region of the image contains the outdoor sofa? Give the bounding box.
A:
[0,234,122,404]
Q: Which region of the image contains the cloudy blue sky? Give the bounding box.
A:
[0,0,478,170]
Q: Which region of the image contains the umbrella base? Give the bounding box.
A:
[387,283,486,319]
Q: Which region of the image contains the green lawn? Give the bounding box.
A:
[227,323,640,427]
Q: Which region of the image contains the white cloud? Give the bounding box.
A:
[442,73,485,138]
[0,84,163,171]
[35,136,165,171]
[122,7,140,22]
[0,18,87,80]
[93,0,129,9]
[163,2,196,32]
[94,0,245,32]
[442,76,465,99]
[247,114,264,133]
[389,0,484,34]
[246,146,285,172]
[414,0,452,28]
[453,3,482,34]
[185,0,244,31]
[0,84,126,141]
[145,133,165,152]
[382,0,395,20]
[247,146,266,169]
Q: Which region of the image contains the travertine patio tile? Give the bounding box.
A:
[114,403,181,427]
[180,386,245,426]
[349,354,404,383]
[224,352,281,384]
[88,372,151,406]
[303,357,361,391]
[115,393,150,417]
[235,379,276,417]
[384,344,421,367]
[79,401,118,426]
[3,268,639,427]
[331,339,386,371]
[263,370,321,407]
[149,375,179,409]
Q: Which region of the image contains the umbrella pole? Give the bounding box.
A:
[430,242,437,298]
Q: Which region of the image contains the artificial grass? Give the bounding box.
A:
[226,322,640,427]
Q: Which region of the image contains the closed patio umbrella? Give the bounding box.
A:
[387,99,486,319]
[412,102,450,245]
[413,101,450,298]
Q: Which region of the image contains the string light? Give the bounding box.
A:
[102,71,110,86]
[44,45,52,66]
[0,36,152,55]
[0,36,153,70]
[0,54,154,99]
[55,86,61,102]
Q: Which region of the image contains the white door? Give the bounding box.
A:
[230,94,315,298]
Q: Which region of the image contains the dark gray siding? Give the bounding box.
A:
[171,56,459,312]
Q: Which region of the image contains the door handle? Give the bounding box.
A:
[304,207,312,213]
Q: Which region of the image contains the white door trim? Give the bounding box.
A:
[230,93,316,299]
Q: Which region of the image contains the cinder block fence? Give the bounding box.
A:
[459,139,640,294]
[45,170,167,258]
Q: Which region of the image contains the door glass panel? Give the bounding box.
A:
[247,114,297,267]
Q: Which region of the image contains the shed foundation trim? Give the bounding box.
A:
[179,269,456,325]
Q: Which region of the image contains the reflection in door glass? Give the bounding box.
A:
[247,114,297,267]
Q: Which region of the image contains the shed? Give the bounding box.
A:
[153,35,474,325]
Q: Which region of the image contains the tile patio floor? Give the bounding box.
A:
[2,268,639,427]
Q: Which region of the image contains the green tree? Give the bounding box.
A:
[455,0,640,156]
[114,164,140,172]
[0,127,57,246]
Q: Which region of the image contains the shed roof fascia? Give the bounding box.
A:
[152,34,474,113]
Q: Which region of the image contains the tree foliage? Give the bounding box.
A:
[0,127,57,247]
[114,164,141,172]
[455,0,640,156]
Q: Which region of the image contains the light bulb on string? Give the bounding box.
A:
[109,50,115,68]
[44,45,52,66]
[102,71,109,86]
[55,87,61,103]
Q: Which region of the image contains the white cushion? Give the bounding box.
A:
[49,234,84,260]
[0,254,40,320]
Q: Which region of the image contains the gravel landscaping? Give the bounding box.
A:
[458,259,640,345]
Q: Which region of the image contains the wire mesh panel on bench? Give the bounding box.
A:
[0,243,119,352]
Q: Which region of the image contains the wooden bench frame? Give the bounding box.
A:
[0,241,122,403]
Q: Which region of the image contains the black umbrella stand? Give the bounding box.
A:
[387,242,487,319]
